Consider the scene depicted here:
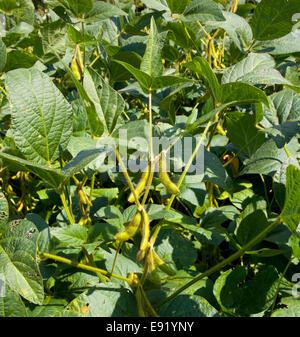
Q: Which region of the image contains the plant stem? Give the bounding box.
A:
[109,241,123,279]
[59,192,75,224]
[38,251,130,283]
[156,217,281,309]
[115,149,143,212]
[139,285,159,317]
[166,119,213,211]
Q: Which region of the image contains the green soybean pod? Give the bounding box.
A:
[128,163,150,203]
[159,152,180,195]
[114,211,142,242]
[139,209,150,251]
[152,249,177,276]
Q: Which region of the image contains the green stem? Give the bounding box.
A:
[156,217,281,309]
[139,285,159,317]
[59,192,75,224]
[109,241,123,279]
[38,251,130,283]
[166,119,213,211]
[115,149,143,211]
[81,20,86,68]
[82,247,107,283]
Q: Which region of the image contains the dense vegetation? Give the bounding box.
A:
[0,0,299,317]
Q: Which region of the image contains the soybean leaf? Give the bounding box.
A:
[46,0,93,18]
[225,111,265,157]
[39,20,67,64]
[220,82,270,108]
[271,297,300,317]
[0,151,65,189]
[214,265,279,316]
[251,0,300,41]
[140,16,165,78]
[83,68,125,135]
[158,294,219,317]
[0,37,6,72]
[273,157,300,209]
[253,30,300,55]
[206,11,252,52]
[0,284,28,317]
[84,1,127,23]
[52,224,88,247]
[184,56,220,102]
[182,0,225,23]
[281,165,300,234]
[6,68,72,165]
[222,53,291,86]
[58,57,104,138]
[166,0,190,14]
[70,283,138,317]
[240,137,298,177]
[0,219,44,305]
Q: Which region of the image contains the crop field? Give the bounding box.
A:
[0,0,299,318]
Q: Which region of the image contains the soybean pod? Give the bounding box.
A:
[159,152,180,195]
[114,211,142,242]
[128,163,150,203]
[152,249,177,276]
[139,209,150,252]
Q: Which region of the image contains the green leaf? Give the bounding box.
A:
[70,283,138,317]
[0,151,65,189]
[214,265,279,316]
[113,60,193,92]
[0,0,19,12]
[253,30,300,55]
[52,224,88,247]
[140,16,165,78]
[262,89,300,127]
[220,82,270,108]
[84,1,127,23]
[113,60,152,92]
[83,68,124,135]
[158,293,219,317]
[222,53,291,86]
[62,147,110,179]
[206,11,252,52]
[271,297,300,317]
[6,68,72,165]
[182,0,225,23]
[58,58,104,138]
[251,0,300,41]
[240,138,297,177]
[47,0,93,18]
[28,297,70,317]
[151,75,194,90]
[4,49,39,72]
[0,38,6,73]
[236,210,269,246]
[184,56,220,102]
[39,20,67,64]
[166,0,190,14]
[281,165,300,234]
[155,228,197,271]
[225,111,265,157]
[273,157,300,209]
[0,191,9,228]
[0,219,44,304]
[0,284,28,317]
